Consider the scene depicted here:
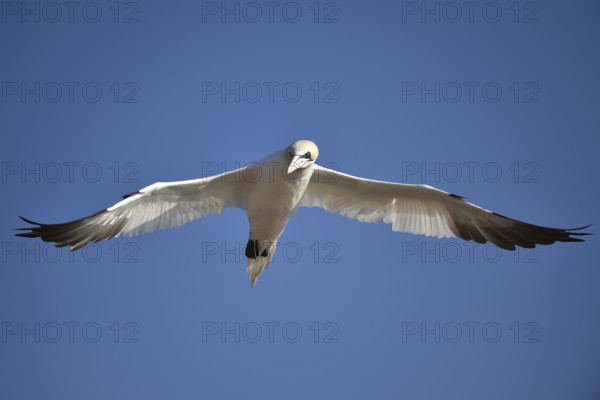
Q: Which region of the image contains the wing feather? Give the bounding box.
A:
[16,168,248,250]
[302,165,590,249]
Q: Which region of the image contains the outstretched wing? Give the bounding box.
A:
[16,168,249,250]
[301,165,590,250]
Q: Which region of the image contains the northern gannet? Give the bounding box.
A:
[16,140,590,286]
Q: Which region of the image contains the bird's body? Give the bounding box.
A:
[246,151,311,241]
[16,140,590,286]
[242,148,315,282]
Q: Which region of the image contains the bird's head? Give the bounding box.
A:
[287,140,319,174]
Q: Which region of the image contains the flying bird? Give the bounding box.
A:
[16,140,590,286]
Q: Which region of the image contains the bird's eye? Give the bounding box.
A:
[288,151,294,159]
[304,151,311,159]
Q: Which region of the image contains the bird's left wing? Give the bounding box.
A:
[301,165,589,250]
[17,168,250,250]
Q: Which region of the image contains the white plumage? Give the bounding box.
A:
[17,140,589,286]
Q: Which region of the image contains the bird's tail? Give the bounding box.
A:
[245,239,277,287]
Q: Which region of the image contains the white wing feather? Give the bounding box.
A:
[301,165,588,249]
[18,168,249,250]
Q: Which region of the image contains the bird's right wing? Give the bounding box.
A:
[301,165,589,250]
[17,167,251,250]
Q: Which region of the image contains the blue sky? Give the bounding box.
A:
[1,0,599,398]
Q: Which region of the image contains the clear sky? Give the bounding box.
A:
[1,0,599,399]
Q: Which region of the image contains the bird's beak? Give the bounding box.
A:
[287,155,311,174]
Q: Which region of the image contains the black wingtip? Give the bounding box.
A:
[16,216,40,238]
[15,232,38,238]
[493,213,593,233]
[451,213,593,249]
[19,216,41,225]
[568,224,592,232]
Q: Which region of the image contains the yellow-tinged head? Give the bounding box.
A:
[286,140,319,174]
